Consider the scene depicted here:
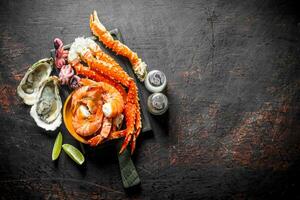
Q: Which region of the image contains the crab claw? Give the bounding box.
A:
[130,135,137,155]
[90,10,106,33]
[119,132,132,154]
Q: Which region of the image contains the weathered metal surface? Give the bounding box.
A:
[0,0,300,199]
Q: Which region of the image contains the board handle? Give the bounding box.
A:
[117,141,140,188]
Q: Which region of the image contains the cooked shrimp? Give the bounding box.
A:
[71,86,102,113]
[71,80,124,137]
[72,102,104,137]
[79,78,124,118]
[88,117,112,146]
[71,86,104,136]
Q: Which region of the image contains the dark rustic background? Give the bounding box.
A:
[1,0,300,199]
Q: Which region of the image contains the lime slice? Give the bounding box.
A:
[62,144,85,165]
[52,132,63,161]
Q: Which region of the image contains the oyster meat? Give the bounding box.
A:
[17,58,53,105]
[30,76,62,131]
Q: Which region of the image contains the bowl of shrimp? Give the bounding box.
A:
[63,78,126,146]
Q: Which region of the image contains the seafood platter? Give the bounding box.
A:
[17,11,168,187]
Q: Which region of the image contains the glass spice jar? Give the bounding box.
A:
[147,92,168,115]
[144,70,167,93]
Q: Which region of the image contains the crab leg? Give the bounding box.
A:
[108,129,126,139]
[90,10,147,81]
[87,20,143,149]
[118,81,137,154]
[74,63,127,101]
[83,29,143,149]
[82,52,141,154]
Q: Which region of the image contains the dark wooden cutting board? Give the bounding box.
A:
[50,29,153,188]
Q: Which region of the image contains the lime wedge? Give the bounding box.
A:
[62,144,85,165]
[52,132,63,161]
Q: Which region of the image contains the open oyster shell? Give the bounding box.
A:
[17,58,53,105]
[30,76,62,131]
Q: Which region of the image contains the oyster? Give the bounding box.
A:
[30,76,62,131]
[17,58,53,105]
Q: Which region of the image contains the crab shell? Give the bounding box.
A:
[17,58,53,105]
[30,76,62,131]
